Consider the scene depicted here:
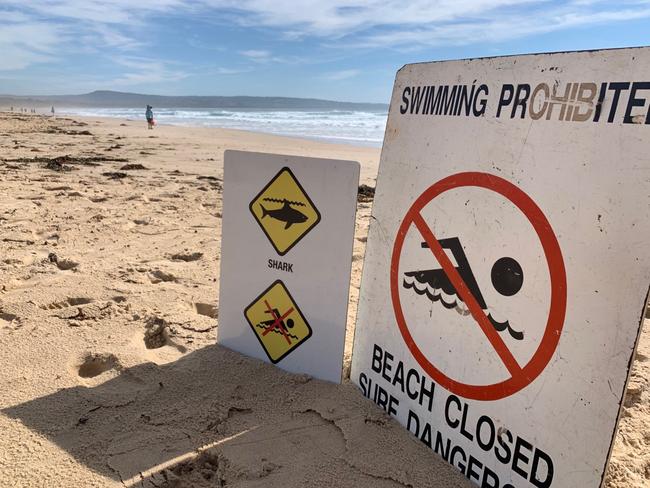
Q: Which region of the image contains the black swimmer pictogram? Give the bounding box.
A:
[402,237,525,340]
[260,198,308,229]
[255,306,300,342]
[244,279,313,363]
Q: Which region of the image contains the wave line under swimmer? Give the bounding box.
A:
[260,199,308,229]
[255,321,300,341]
[402,237,524,341]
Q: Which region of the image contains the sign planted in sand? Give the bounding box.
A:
[219,150,359,383]
[351,48,650,487]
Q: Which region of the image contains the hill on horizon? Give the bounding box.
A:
[0,90,388,111]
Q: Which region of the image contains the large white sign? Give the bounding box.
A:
[219,150,359,383]
[351,48,650,487]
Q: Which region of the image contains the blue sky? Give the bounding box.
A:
[0,1,649,103]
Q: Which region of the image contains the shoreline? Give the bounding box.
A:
[6,106,388,149]
[30,113,383,186]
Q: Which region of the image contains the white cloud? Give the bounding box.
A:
[107,56,188,86]
[240,49,271,59]
[92,24,141,50]
[0,21,62,71]
[7,1,650,45]
[204,0,650,48]
[0,47,53,71]
[353,4,650,48]
[3,1,188,24]
[1,1,650,75]
[216,67,251,75]
[238,49,307,65]
[206,0,541,36]
[239,49,273,63]
[325,69,361,80]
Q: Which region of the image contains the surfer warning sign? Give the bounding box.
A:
[219,150,359,383]
[244,279,312,363]
[351,48,650,487]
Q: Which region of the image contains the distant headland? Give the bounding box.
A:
[0,90,388,111]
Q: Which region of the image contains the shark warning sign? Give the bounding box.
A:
[249,167,321,256]
[218,150,360,383]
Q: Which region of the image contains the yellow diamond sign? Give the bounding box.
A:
[244,280,312,363]
[249,167,321,256]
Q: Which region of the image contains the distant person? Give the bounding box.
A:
[145,105,154,129]
[51,106,55,115]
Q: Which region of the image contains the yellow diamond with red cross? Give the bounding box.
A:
[244,280,312,363]
[249,167,321,256]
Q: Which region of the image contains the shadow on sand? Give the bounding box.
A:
[4,344,470,487]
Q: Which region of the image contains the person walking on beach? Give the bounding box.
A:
[146,105,155,129]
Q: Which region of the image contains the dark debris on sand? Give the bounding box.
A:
[42,127,93,136]
[2,154,130,173]
[197,175,222,191]
[170,251,203,262]
[102,172,129,180]
[46,160,75,172]
[357,184,375,202]
[120,163,148,171]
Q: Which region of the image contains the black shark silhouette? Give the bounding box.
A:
[261,199,308,229]
[403,237,524,341]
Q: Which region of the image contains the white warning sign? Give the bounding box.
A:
[351,48,650,487]
[219,150,359,383]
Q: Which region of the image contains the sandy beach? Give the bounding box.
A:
[0,113,647,487]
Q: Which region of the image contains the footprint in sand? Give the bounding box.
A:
[143,317,181,350]
[48,252,80,271]
[129,315,187,365]
[0,312,19,326]
[75,352,121,379]
[40,297,94,310]
[55,259,80,271]
[194,303,218,319]
[54,301,119,324]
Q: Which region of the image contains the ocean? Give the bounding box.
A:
[59,107,388,147]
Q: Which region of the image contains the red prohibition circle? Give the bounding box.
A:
[391,172,567,401]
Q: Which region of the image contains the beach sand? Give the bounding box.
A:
[0,113,647,487]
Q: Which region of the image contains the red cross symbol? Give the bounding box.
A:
[262,300,295,345]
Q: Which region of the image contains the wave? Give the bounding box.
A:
[59,107,388,147]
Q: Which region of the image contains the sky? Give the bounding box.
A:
[0,1,649,103]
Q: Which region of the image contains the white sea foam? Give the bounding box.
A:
[59,107,388,147]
